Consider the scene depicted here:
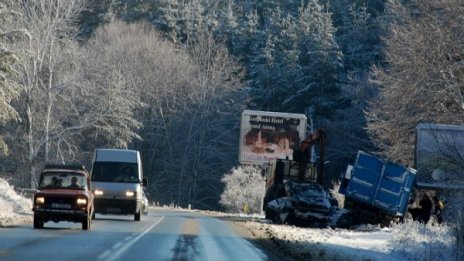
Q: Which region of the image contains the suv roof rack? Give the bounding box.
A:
[44,164,86,170]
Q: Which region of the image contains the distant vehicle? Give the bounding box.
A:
[90,149,147,221]
[32,164,94,230]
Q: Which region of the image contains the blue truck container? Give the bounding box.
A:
[339,151,417,218]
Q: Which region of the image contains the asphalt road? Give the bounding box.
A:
[0,209,269,261]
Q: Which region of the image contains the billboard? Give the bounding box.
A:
[239,110,307,164]
[415,123,464,188]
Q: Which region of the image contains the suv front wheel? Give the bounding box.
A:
[82,213,92,230]
[33,215,44,229]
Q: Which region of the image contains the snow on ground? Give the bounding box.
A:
[242,221,400,260]
[238,219,456,261]
[0,179,33,227]
[0,178,457,261]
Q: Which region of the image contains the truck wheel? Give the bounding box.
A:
[134,210,141,221]
[33,215,44,229]
[82,214,91,230]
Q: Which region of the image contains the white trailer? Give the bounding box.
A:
[415,123,464,189]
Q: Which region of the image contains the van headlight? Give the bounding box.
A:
[125,191,135,197]
[94,190,104,196]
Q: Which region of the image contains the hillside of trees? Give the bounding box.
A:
[1,0,463,211]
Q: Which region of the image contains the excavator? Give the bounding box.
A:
[262,128,338,227]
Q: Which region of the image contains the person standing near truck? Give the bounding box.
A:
[419,194,432,224]
[409,193,433,223]
[433,196,444,224]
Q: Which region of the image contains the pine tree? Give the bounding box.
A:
[247,0,344,120]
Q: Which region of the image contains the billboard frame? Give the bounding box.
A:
[239,110,307,165]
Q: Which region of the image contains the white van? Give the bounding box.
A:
[90,148,147,221]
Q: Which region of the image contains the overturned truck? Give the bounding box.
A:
[339,151,417,225]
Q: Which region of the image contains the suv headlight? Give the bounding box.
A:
[35,197,45,204]
[94,189,104,196]
[125,191,135,197]
[76,198,87,205]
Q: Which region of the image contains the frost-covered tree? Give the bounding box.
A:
[366,0,464,164]
[248,0,344,120]
[0,0,89,187]
[174,31,245,209]
[329,0,385,71]
[79,21,148,149]
[87,21,203,206]
[158,0,222,44]
[322,0,387,177]
[291,0,345,116]
[79,0,164,38]
[0,0,21,155]
[0,1,146,188]
[366,1,464,255]
[87,21,245,210]
[220,165,265,214]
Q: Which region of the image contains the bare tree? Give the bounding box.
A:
[367,1,464,255]
[79,20,198,204]
[78,21,148,149]
[367,0,464,165]
[2,1,143,187]
[85,21,246,209]
[176,32,245,209]
[0,0,88,186]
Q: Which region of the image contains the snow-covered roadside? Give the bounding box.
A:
[0,179,33,227]
[241,221,402,261]
[209,211,457,261]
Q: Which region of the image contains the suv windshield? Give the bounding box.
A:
[39,172,87,190]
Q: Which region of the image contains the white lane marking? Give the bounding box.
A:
[97,216,165,261]
[113,242,123,249]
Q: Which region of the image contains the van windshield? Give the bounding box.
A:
[91,162,139,183]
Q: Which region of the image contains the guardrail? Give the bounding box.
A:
[14,187,38,198]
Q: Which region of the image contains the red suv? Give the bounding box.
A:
[32,164,94,230]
